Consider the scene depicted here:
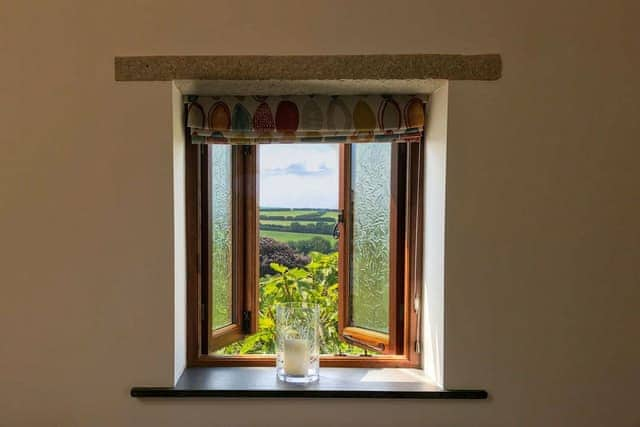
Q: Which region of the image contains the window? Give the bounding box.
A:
[187,141,423,368]
[185,95,425,368]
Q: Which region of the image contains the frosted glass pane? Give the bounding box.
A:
[211,145,233,330]
[350,143,391,333]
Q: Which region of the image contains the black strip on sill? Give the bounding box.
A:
[131,367,488,399]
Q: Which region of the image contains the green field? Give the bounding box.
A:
[260,229,334,243]
[259,208,338,243]
[320,211,339,219]
[261,209,338,217]
[260,219,324,226]
[260,209,320,217]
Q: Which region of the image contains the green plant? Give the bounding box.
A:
[217,251,362,355]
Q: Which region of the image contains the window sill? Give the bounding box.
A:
[131,367,488,399]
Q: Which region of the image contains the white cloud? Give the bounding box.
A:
[260,144,338,209]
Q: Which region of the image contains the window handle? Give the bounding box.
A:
[332,210,344,240]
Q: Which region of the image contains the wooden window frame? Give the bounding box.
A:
[186,136,424,368]
[205,144,260,352]
[338,143,406,355]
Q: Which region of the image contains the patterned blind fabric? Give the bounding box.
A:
[185,95,427,144]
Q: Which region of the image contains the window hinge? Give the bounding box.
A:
[413,296,421,313]
[201,303,206,321]
[242,310,251,333]
[415,340,421,354]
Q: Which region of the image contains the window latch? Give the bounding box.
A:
[332,210,344,240]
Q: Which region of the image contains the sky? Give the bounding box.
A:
[259,144,338,209]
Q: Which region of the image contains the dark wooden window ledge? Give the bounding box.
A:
[131,367,488,399]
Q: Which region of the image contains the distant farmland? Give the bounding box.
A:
[261,220,324,226]
[259,208,338,244]
[260,230,333,242]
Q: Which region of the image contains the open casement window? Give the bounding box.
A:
[186,95,425,367]
[338,143,423,355]
[194,143,259,354]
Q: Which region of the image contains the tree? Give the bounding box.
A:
[259,237,309,276]
[290,236,336,254]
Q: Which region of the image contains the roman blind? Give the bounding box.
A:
[186,95,427,144]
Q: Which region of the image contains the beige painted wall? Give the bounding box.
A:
[1,1,639,426]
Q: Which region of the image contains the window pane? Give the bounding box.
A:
[211,145,233,330]
[350,143,391,333]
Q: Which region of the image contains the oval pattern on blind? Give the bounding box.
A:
[353,100,377,131]
[275,100,300,133]
[253,102,275,135]
[326,98,352,131]
[301,99,323,130]
[231,104,252,131]
[404,97,425,128]
[188,103,205,128]
[377,98,401,131]
[209,102,231,131]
